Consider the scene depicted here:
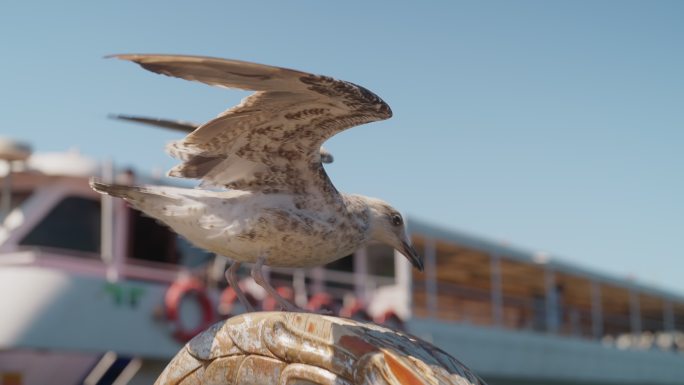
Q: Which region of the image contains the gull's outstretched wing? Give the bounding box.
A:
[110,54,390,194]
[110,114,334,164]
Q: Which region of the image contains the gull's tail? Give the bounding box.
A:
[90,179,139,200]
[89,178,238,254]
[89,178,186,215]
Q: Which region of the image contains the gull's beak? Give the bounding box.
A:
[401,241,424,272]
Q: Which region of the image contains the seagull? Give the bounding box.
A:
[91,54,423,311]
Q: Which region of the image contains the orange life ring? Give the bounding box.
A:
[165,278,214,342]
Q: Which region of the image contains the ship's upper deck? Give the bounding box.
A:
[407,216,684,351]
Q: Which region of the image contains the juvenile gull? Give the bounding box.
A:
[91,54,423,310]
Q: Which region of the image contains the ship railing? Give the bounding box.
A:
[224,264,399,316]
[412,279,684,355]
[0,246,401,318]
[0,248,184,283]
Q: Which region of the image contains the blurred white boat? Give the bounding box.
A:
[1,140,683,385]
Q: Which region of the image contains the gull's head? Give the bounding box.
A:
[365,197,423,272]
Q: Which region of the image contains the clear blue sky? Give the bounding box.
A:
[2,1,683,293]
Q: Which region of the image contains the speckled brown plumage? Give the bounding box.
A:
[92,54,423,310]
[109,54,391,198]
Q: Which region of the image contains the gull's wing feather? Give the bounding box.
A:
[111,54,391,193]
[110,113,335,164]
[110,114,199,133]
[110,54,309,91]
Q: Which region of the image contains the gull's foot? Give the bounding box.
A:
[277,301,302,312]
[275,302,332,314]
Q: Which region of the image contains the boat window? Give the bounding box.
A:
[325,245,396,277]
[325,254,354,273]
[20,196,101,254]
[128,209,212,267]
[367,244,395,278]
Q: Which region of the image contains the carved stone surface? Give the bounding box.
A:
[155,312,487,385]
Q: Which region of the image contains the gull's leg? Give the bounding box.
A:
[225,261,255,312]
[251,255,299,312]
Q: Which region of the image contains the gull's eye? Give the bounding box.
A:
[391,214,403,226]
